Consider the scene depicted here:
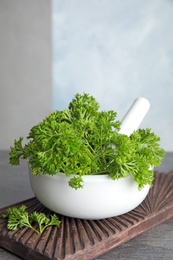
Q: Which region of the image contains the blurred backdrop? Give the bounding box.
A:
[0,0,52,149]
[0,0,172,151]
[53,0,173,151]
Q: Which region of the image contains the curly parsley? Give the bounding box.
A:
[9,93,165,189]
[1,205,61,234]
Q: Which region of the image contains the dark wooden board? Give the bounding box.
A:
[0,172,173,260]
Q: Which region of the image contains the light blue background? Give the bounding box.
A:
[52,0,173,151]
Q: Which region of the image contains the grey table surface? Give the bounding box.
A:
[0,150,173,260]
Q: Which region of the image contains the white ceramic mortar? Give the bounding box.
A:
[29,97,151,219]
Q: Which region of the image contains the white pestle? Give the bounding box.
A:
[119,97,150,136]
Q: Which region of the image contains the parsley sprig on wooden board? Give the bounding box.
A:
[9,93,165,189]
[1,205,61,234]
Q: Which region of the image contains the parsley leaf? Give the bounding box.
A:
[30,211,61,234]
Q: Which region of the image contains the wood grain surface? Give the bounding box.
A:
[0,172,173,260]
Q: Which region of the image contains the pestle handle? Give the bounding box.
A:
[119,97,150,136]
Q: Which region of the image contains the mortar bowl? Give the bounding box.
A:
[28,168,150,219]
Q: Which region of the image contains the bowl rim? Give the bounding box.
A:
[29,169,136,184]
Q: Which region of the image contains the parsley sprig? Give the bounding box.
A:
[1,205,61,234]
[9,93,165,190]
